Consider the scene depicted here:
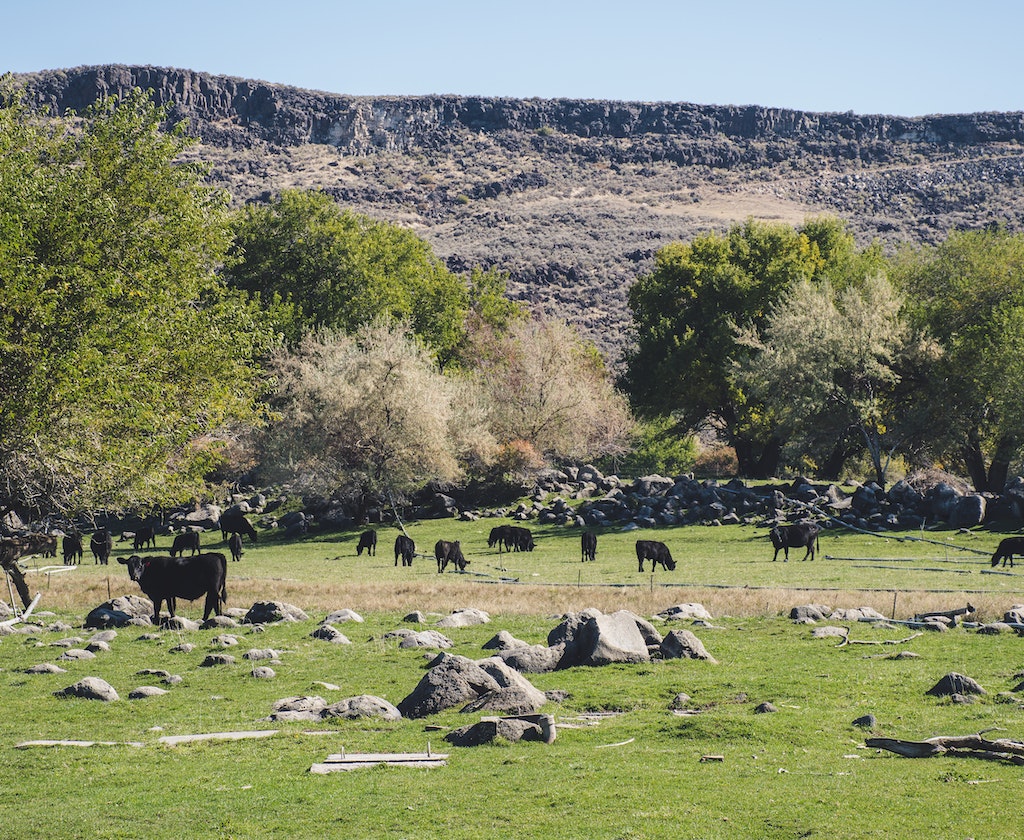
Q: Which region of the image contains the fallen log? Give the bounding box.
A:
[914,604,975,621]
[866,732,1024,765]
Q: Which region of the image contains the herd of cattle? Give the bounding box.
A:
[7,511,1024,625]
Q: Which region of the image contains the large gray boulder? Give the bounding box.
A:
[437,608,490,628]
[927,673,986,697]
[562,610,651,668]
[243,601,309,623]
[497,644,564,674]
[85,595,153,628]
[397,654,501,719]
[952,494,987,528]
[399,630,454,649]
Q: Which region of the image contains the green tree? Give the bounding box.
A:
[0,82,268,517]
[225,189,502,365]
[734,274,934,488]
[622,218,859,478]
[893,227,1024,491]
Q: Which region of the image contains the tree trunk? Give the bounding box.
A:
[962,431,1017,492]
[732,436,781,479]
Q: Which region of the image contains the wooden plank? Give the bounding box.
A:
[311,752,448,773]
[158,730,278,746]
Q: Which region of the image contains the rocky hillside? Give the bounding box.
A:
[16,65,1024,358]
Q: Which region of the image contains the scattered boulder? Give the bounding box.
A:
[926,672,986,697]
[660,629,716,662]
[496,644,564,674]
[444,716,553,747]
[169,642,195,654]
[790,604,831,623]
[669,692,691,710]
[199,654,236,667]
[830,607,887,622]
[397,654,501,719]
[162,616,200,632]
[243,601,309,624]
[852,714,877,728]
[754,702,778,714]
[244,648,280,660]
[562,610,651,668]
[129,686,168,699]
[437,608,490,628]
[250,666,276,679]
[58,648,96,661]
[84,595,153,628]
[321,695,401,721]
[657,603,713,622]
[211,634,239,647]
[324,609,364,624]
[482,630,528,650]
[399,630,454,650]
[271,695,327,722]
[54,677,119,702]
[311,624,351,644]
[403,611,427,623]
[25,663,66,674]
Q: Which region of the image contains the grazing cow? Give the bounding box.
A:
[508,526,535,552]
[228,532,244,562]
[581,531,597,563]
[220,511,258,543]
[435,539,468,573]
[90,529,113,565]
[991,536,1024,568]
[769,522,821,562]
[636,539,676,572]
[394,534,415,567]
[63,533,84,566]
[356,530,377,556]
[170,531,201,558]
[133,524,157,551]
[118,552,227,625]
[488,525,512,553]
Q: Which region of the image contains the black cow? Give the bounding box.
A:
[636,540,676,572]
[133,524,157,551]
[170,531,201,558]
[228,532,244,562]
[435,539,468,573]
[769,522,820,562]
[508,526,535,552]
[991,536,1024,568]
[581,531,597,563]
[118,552,227,625]
[488,525,512,553]
[394,535,415,567]
[220,511,258,543]
[357,530,377,556]
[90,529,112,565]
[63,533,84,566]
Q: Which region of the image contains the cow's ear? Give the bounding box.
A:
[117,555,134,564]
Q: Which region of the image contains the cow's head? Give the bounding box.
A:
[768,527,784,548]
[117,554,146,582]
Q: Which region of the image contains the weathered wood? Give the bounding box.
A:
[16,739,144,749]
[311,751,449,773]
[836,631,922,648]
[914,604,975,621]
[867,733,1024,765]
[158,730,279,746]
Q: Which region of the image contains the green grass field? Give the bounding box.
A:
[3,517,1024,839]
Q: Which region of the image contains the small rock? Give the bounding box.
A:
[852,714,877,728]
[54,677,119,702]
[754,702,778,714]
[250,666,276,679]
[129,686,168,699]
[199,654,236,667]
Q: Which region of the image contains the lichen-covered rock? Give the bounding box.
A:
[397,653,501,719]
[927,672,986,697]
[243,601,309,624]
[321,695,401,721]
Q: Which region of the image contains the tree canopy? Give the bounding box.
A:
[224,189,520,366]
[0,82,269,516]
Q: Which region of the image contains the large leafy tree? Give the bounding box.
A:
[225,190,518,366]
[734,274,935,487]
[0,82,268,517]
[622,217,871,478]
[893,227,1024,491]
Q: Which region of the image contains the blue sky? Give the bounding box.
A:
[4,0,1022,117]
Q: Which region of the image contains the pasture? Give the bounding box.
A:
[4,517,1024,838]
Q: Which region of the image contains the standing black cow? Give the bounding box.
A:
[133,523,158,551]
[581,531,597,562]
[63,533,84,566]
[435,539,468,573]
[488,525,512,553]
[228,532,244,562]
[769,522,821,562]
[170,531,201,558]
[356,530,377,556]
[90,529,113,565]
[636,540,676,572]
[220,511,258,543]
[991,536,1024,568]
[394,534,415,567]
[118,552,227,625]
[508,526,535,552]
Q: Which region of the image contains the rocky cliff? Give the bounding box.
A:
[15,65,1024,358]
